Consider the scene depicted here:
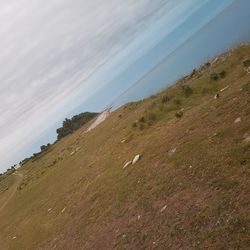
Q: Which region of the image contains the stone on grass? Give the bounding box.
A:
[160,205,167,213]
[214,93,220,99]
[220,86,229,92]
[168,148,176,156]
[75,147,81,152]
[243,133,250,143]
[234,117,241,124]
[123,161,132,169]
[132,155,140,165]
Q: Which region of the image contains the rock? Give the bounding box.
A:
[121,139,126,144]
[214,93,220,99]
[12,236,17,240]
[160,205,167,213]
[168,148,176,156]
[123,161,132,169]
[61,207,66,213]
[243,133,250,143]
[220,86,229,92]
[75,147,81,152]
[48,208,52,212]
[234,117,241,124]
[70,151,75,156]
[132,155,140,165]
[211,57,218,65]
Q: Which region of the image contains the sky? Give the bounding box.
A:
[0,0,249,172]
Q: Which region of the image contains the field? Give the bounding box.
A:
[0,44,249,250]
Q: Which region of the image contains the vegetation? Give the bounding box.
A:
[243,59,250,67]
[56,112,98,140]
[40,143,51,152]
[0,44,250,250]
[0,167,16,182]
[210,70,226,81]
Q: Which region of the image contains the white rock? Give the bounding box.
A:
[234,117,241,124]
[243,133,250,143]
[12,236,17,240]
[70,151,75,156]
[123,161,132,169]
[132,155,140,165]
[75,147,81,152]
[160,205,167,213]
[220,86,229,92]
[168,148,176,156]
[61,207,66,213]
[214,94,220,99]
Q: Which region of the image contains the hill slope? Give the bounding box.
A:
[0,44,249,250]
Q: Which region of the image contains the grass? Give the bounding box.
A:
[0,44,250,250]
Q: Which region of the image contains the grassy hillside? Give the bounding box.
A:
[0,44,249,250]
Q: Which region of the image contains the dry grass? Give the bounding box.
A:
[0,44,250,250]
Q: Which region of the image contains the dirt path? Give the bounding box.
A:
[0,172,23,212]
[86,111,110,132]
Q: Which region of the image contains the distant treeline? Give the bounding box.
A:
[0,166,16,182]
[1,111,99,175]
[56,112,98,140]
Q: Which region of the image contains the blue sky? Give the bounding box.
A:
[0,0,249,172]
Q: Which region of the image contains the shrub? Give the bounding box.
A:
[242,81,250,93]
[218,70,226,78]
[56,112,98,140]
[210,70,226,81]
[210,73,219,81]
[180,85,193,97]
[175,111,184,119]
[139,116,145,123]
[161,95,170,103]
[132,122,137,128]
[243,59,250,67]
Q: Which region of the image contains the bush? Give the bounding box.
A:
[243,59,250,67]
[218,70,226,78]
[210,73,219,81]
[161,95,170,103]
[139,116,145,123]
[56,112,98,140]
[132,122,137,128]
[242,81,250,93]
[175,111,184,119]
[210,70,226,81]
[180,85,193,97]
